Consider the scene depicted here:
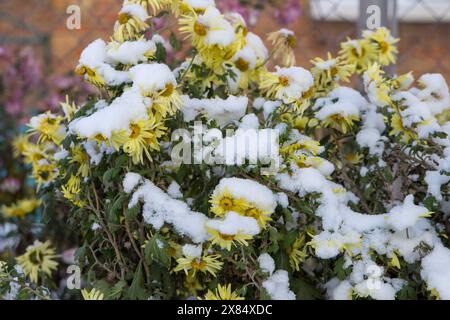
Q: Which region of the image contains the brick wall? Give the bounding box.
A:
[0,0,448,81]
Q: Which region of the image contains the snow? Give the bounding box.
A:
[386,195,430,231]
[239,114,260,130]
[272,66,314,102]
[275,192,289,208]
[130,63,177,94]
[125,173,208,243]
[184,0,215,10]
[197,7,236,47]
[78,39,130,86]
[327,279,353,300]
[212,128,280,167]
[258,253,275,275]
[119,3,148,21]
[211,178,277,214]
[262,270,295,300]
[421,244,450,299]
[167,181,183,199]
[123,172,142,193]
[83,141,114,165]
[315,101,359,120]
[206,212,260,236]
[245,32,268,62]
[262,100,282,120]
[182,244,202,258]
[356,128,384,156]
[79,39,106,68]
[425,170,450,201]
[70,88,148,138]
[106,40,156,65]
[181,95,248,126]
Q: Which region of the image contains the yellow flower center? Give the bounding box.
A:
[378,41,389,53]
[161,83,174,97]
[279,76,290,87]
[118,13,131,25]
[29,250,44,265]
[302,87,314,99]
[129,123,141,139]
[287,34,297,48]
[219,197,234,210]
[75,66,87,76]
[330,66,338,77]
[245,207,260,219]
[94,134,107,142]
[219,233,235,241]
[194,21,208,36]
[235,58,249,72]
[191,259,206,270]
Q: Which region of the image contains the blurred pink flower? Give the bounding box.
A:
[0,177,21,194]
[273,0,301,25]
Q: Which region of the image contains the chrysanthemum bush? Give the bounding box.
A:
[2,0,450,300]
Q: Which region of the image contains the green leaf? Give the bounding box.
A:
[108,280,127,300]
[144,234,171,269]
[109,194,127,223]
[293,278,323,300]
[274,250,291,272]
[127,262,147,300]
[282,229,299,249]
[334,256,351,280]
[125,204,140,221]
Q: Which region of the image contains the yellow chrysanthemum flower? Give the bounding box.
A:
[184,274,204,295]
[364,63,392,106]
[111,118,166,164]
[70,145,90,177]
[207,228,253,251]
[179,7,240,73]
[320,113,360,134]
[12,134,30,158]
[210,188,248,216]
[150,83,183,117]
[202,284,244,300]
[113,6,149,42]
[32,161,59,186]
[21,143,48,167]
[281,139,322,157]
[339,38,377,73]
[127,0,171,13]
[344,152,363,165]
[1,198,41,219]
[389,113,417,143]
[241,206,272,228]
[60,95,79,121]
[311,53,355,96]
[267,29,297,67]
[363,27,399,66]
[75,65,106,88]
[28,112,65,145]
[288,235,308,272]
[16,240,58,283]
[81,288,104,300]
[172,0,214,17]
[61,175,85,208]
[174,253,223,277]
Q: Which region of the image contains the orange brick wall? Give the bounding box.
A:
[0,0,448,81]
